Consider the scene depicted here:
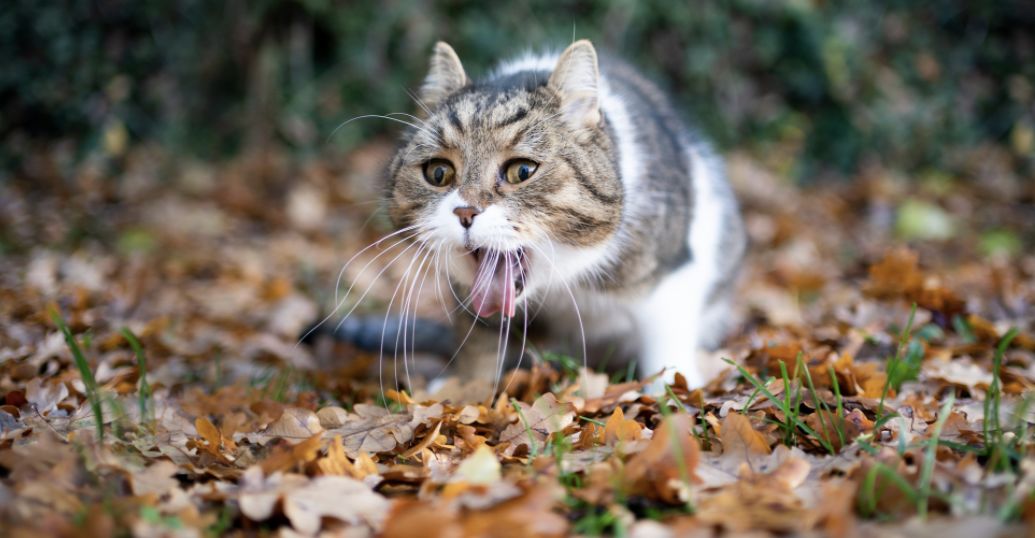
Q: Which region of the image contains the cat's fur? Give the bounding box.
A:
[384,40,746,387]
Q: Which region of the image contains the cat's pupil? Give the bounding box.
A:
[518,165,530,180]
[434,167,445,183]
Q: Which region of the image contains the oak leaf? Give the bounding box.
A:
[603,406,643,445]
[499,393,575,455]
[621,413,700,504]
[719,412,771,466]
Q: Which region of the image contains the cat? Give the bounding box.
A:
[367,39,745,389]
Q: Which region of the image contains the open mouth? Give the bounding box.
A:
[469,247,528,318]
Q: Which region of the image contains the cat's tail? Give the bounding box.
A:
[299,315,456,357]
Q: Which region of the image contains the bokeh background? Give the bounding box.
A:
[4,0,1034,180]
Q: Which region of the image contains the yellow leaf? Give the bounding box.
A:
[603,407,642,445]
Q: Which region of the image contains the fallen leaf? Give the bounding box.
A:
[603,406,643,445]
[282,475,390,534]
[719,412,771,465]
[622,414,700,504]
[265,407,324,441]
[453,444,501,486]
[325,404,415,457]
[499,393,575,455]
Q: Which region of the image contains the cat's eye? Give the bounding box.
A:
[422,159,455,187]
[503,159,538,184]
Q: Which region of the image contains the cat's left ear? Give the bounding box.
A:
[549,40,601,136]
[420,42,469,109]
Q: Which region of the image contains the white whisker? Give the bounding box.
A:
[298,227,419,346]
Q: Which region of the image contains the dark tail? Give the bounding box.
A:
[300,315,456,357]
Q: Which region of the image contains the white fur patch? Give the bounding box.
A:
[427,191,521,252]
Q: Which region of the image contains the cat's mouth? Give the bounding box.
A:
[468,247,528,318]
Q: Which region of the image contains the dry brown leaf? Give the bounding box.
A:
[382,482,568,538]
[696,453,814,532]
[265,407,324,441]
[129,460,180,497]
[621,413,700,504]
[259,433,323,474]
[282,475,390,534]
[325,404,417,457]
[804,408,874,452]
[603,406,643,445]
[499,393,575,455]
[315,406,349,429]
[719,411,772,465]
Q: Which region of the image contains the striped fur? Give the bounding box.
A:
[385,41,746,387]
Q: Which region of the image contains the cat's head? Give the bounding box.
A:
[386,40,622,318]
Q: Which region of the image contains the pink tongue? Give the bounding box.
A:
[471,252,517,318]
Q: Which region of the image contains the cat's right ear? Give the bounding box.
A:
[419,42,468,109]
[549,40,601,139]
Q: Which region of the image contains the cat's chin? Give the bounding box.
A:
[467,247,529,318]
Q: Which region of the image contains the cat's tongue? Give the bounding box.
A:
[471,250,518,318]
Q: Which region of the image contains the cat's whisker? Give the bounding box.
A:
[500,260,531,397]
[401,242,437,390]
[530,240,587,372]
[431,242,453,322]
[403,88,434,118]
[489,244,506,397]
[442,251,475,317]
[332,237,425,334]
[334,225,420,308]
[492,249,516,399]
[385,111,435,132]
[435,298,481,379]
[299,227,419,346]
[411,242,440,360]
[327,114,440,145]
[378,240,431,395]
[397,248,426,388]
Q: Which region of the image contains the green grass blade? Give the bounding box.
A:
[121,327,153,426]
[52,309,103,440]
[510,398,539,459]
[724,358,834,453]
[917,394,955,518]
[878,303,918,423]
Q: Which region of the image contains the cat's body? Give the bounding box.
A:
[383,41,745,387]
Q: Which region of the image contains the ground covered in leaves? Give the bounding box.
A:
[1,143,1034,537]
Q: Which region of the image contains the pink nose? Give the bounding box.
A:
[453,206,481,228]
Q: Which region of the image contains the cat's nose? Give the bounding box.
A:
[453,206,481,229]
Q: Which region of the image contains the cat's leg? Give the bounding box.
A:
[634,262,707,388]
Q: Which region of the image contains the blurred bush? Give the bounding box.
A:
[2,0,1033,180]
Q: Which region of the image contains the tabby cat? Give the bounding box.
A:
[380,40,746,388]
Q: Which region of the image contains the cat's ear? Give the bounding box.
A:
[419,42,468,109]
[548,40,601,135]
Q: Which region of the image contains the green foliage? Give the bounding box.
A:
[878,304,919,423]
[52,309,104,440]
[121,327,153,426]
[723,356,837,454]
[984,328,1020,474]
[4,1,1033,179]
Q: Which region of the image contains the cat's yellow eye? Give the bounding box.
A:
[503,159,538,184]
[422,159,455,187]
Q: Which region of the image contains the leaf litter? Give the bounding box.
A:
[0,145,1034,536]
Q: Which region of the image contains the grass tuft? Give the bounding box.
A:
[984,328,1019,473]
[917,394,955,519]
[723,357,836,454]
[877,303,919,426]
[121,327,154,426]
[52,309,104,440]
